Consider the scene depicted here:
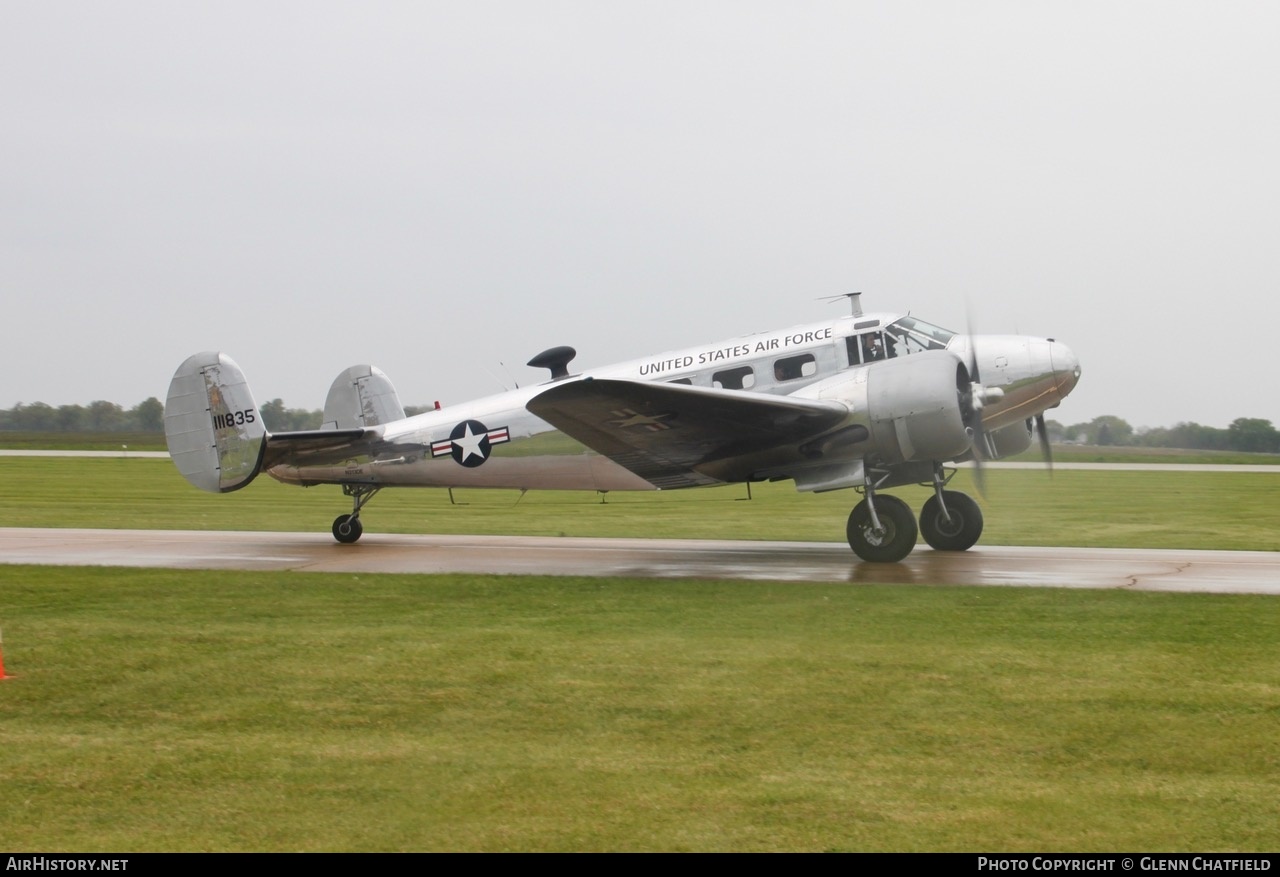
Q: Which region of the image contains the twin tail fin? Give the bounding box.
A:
[165,354,406,493]
[164,352,266,493]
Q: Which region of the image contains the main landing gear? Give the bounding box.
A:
[332,484,380,544]
[846,465,984,562]
[847,494,917,562]
[919,490,983,552]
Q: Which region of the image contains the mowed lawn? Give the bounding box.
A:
[2,456,1279,551]
[3,567,1279,852]
[1,458,1279,850]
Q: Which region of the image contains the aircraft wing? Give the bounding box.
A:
[526,378,850,488]
[261,428,377,468]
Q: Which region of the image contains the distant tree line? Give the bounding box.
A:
[2,400,1277,453]
[0,399,167,433]
[257,399,324,431]
[254,399,436,430]
[1048,415,1280,454]
[0,398,436,433]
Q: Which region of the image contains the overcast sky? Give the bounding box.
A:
[4,1,1278,430]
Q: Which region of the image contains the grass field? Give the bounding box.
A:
[1,456,1278,551]
[2,456,1279,851]
[0,432,167,452]
[4,567,1279,851]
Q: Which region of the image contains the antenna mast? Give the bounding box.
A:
[818,291,865,316]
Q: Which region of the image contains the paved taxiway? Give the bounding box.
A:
[2,528,1278,594]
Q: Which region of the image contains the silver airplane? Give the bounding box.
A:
[164,294,1080,562]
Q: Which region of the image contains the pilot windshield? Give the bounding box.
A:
[885,316,956,353]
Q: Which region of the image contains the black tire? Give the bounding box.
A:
[847,495,918,562]
[332,514,364,544]
[919,491,984,551]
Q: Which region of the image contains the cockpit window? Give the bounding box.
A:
[846,331,894,364]
[885,316,956,353]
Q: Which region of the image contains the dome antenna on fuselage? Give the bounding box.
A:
[527,345,577,381]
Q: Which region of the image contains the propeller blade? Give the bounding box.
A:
[961,378,987,497]
[970,439,987,497]
[965,312,982,387]
[1035,412,1053,476]
[962,305,987,496]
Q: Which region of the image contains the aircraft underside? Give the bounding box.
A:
[312,456,982,563]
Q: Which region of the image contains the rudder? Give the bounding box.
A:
[164,352,267,492]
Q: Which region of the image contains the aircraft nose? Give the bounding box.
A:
[1049,340,1081,400]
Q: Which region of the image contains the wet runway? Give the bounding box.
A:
[2,528,1278,594]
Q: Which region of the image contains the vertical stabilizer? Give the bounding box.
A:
[322,365,406,429]
[164,352,266,492]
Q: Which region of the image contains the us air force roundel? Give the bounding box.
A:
[430,420,511,468]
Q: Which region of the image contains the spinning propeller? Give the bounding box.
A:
[960,313,1055,495]
[958,310,995,494]
[959,333,999,496]
[1032,412,1054,474]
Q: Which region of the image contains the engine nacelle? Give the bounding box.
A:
[863,351,972,463]
[984,420,1034,459]
[796,350,974,466]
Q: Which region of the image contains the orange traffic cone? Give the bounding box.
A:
[0,628,12,680]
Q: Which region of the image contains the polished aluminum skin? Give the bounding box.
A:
[164,305,1081,557]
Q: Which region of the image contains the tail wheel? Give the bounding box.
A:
[919,491,983,551]
[332,514,364,544]
[847,495,918,563]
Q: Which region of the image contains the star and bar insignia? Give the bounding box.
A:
[431,420,510,468]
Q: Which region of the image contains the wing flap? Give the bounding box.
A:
[527,378,850,487]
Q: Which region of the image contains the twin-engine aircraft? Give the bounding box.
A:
[164,294,1080,562]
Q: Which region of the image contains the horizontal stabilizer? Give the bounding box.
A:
[262,428,378,468]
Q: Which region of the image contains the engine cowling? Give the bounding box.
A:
[984,420,1034,459]
[863,351,973,463]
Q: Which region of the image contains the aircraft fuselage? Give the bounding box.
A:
[263,311,1080,493]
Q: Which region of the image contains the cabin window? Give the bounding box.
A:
[845,335,861,365]
[712,365,755,390]
[774,353,817,382]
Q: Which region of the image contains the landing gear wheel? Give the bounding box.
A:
[332,514,364,544]
[847,494,918,562]
[919,491,983,551]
